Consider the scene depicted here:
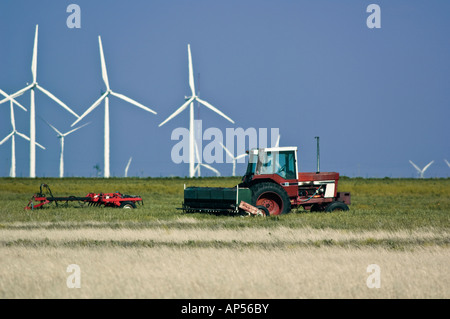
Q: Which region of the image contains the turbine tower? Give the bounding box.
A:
[219,142,248,177]
[0,100,45,177]
[43,120,89,178]
[409,160,434,178]
[71,36,157,178]
[159,44,234,178]
[0,25,79,177]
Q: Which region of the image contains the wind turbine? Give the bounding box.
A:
[194,140,220,177]
[219,142,248,177]
[71,36,157,178]
[159,44,234,178]
[43,120,89,178]
[124,157,132,177]
[445,159,450,168]
[409,160,434,178]
[0,25,79,177]
[0,100,45,177]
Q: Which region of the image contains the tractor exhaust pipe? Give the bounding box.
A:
[315,136,320,173]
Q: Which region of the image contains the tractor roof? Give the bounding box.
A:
[249,147,298,154]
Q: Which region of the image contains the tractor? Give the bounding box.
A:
[182,143,351,216]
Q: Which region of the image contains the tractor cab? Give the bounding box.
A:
[244,147,298,181]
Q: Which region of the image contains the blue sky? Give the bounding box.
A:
[0,0,449,178]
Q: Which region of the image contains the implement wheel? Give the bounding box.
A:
[120,201,136,209]
[251,182,291,216]
[255,205,270,217]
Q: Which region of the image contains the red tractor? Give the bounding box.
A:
[183,143,350,216]
[238,146,350,215]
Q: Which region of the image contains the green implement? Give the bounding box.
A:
[182,186,254,215]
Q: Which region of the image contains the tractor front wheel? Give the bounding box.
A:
[325,201,349,212]
[251,182,291,216]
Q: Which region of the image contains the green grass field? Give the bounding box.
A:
[0,177,449,298]
[1,177,448,232]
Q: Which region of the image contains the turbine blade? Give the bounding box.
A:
[125,157,132,170]
[15,131,46,150]
[0,132,14,145]
[65,122,90,136]
[0,89,27,111]
[42,118,63,136]
[409,160,421,172]
[110,91,157,114]
[34,140,46,150]
[15,131,30,142]
[235,153,248,160]
[0,84,34,105]
[32,25,38,83]
[187,44,195,97]
[445,159,450,168]
[98,36,110,91]
[219,142,234,159]
[196,97,234,124]
[275,134,281,147]
[158,97,194,127]
[36,84,79,118]
[71,92,107,127]
[200,163,220,176]
[20,131,45,150]
[422,160,434,172]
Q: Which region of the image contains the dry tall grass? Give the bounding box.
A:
[0,226,447,246]
[0,226,448,299]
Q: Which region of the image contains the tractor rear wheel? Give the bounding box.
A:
[251,182,291,216]
[325,201,349,212]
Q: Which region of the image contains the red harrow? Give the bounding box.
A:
[25,184,143,210]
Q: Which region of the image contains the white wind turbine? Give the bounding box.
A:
[194,141,220,177]
[71,36,157,178]
[409,160,434,178]
[0,100,45,177]
[0,25,79,177]
[219,142,248,177]
[159,44,234,178]
[43,120,90,178]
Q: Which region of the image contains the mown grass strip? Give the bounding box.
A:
[2,237,448,250]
